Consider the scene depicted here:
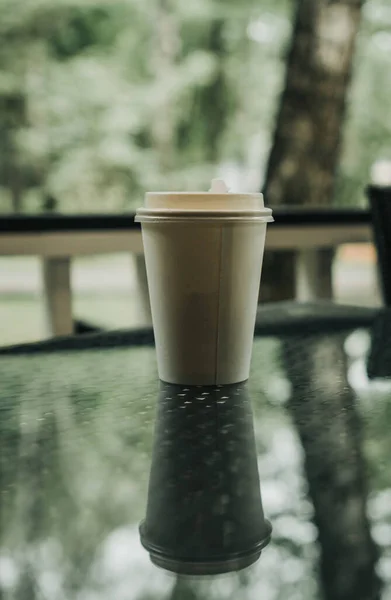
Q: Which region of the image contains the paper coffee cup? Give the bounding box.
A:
[135,180,273,385]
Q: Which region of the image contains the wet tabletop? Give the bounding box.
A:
[1,302,391,600]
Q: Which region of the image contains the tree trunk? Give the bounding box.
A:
[261,0,364,301]
[283,333,381,600]
[0,93,27,213]
[8,159,24,213]
[151,0,179,171]
[199,19,229,163]
[177,17,229,167]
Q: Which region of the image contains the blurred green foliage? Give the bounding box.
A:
[337,1,391,206]
[0,0,390,212]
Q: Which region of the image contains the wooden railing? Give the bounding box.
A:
[0,208,373,337]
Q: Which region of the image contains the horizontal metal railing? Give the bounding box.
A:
[0,208,374,338]
[0,208,372,254]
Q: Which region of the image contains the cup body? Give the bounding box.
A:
[139,218,268,384]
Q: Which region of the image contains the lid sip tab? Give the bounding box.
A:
[209,179,229,193]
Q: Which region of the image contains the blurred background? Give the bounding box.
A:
[1,0,391,343]
[2,4,391,599]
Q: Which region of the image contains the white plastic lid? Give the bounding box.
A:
[144,192,267,211]
[143,179,267,212]
[135,179,273,222]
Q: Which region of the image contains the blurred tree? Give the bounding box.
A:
[284,333,381,600]
[0,0,291,213]
[265,0,365,208]
[0,0,390,214]
[261,0,365,301]
[336,1,391,206]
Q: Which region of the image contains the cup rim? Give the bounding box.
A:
[135,215,274,224]
[146,191,264,197]
[135,207,273,224]
[139,519,272,565]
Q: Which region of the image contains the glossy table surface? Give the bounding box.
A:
[1,302,390,600]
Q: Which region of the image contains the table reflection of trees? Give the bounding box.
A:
[0,347,157,598]
[282,332,381,600]
[0,331,388,600]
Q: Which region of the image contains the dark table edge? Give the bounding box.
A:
[0,303,380,356]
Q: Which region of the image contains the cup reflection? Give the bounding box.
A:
[140,381,271,575]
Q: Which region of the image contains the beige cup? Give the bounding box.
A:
[135,181,273,385]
